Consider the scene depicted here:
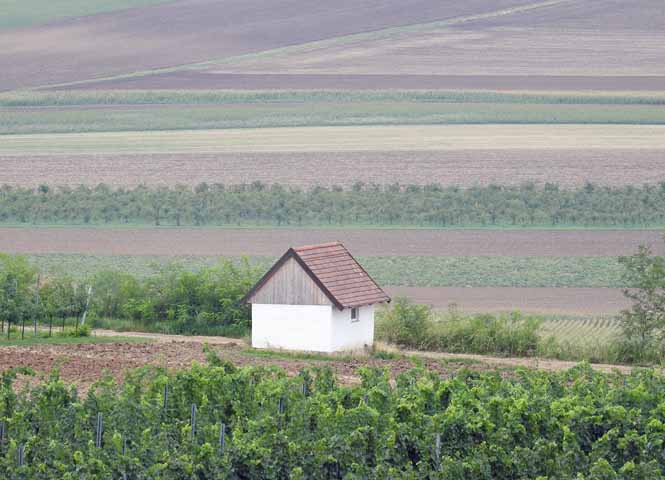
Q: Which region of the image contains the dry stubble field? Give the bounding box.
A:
[2,149,664,187]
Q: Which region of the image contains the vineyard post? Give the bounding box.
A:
[302,383,307,396]
[62,313,66,333]
[122,435,127,455]
[434,433,441,470]
[17,444,24,467]
[0,421,5,444]
[278,397,284,414]
[190,404,197,440]
[34,276,40,336]
[219,422,226,452]
[163,384,169,410]
[21,311,25,340]
[6,315,9,340]
[48,313,52,337]
[95,412,103,448]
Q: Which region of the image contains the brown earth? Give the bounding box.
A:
[0,0,534,91]
[0,339,464,394]
[2,149,665,188]
[57,72,665,91]
[0,334,633,394]
[387,286,629,314]
[1,227,662,258]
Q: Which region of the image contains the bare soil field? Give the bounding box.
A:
[0,340,462,393]
[209,27,665,78]
[0,0,533,90]
[0,336,632,393]
[388,286,629,315]
[1,228,662,258]
[59,72,665,92]
[192,1,664,83]
[2,125,664,155]
[2,149,664,188]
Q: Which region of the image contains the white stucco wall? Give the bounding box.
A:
[331,304,375,351]
[251,304,333,352]
[251,303,376,352]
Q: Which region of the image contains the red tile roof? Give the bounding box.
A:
[243,241,390,309]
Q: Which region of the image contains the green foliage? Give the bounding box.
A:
[3,181,665,228]
[376,298,541,356]
[2,89,664,107]
[89,259,259,335]
[617,239,665,362]
[1,253,260,337]
[0,362,664,478]
[375,297,432,349]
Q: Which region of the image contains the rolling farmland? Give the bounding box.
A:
[1,0,664,361]
[2,0,665,476]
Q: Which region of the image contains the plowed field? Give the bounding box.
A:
[1,228,662,257]
[2,149,664,187]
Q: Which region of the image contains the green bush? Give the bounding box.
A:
[376,298,541,356]
[431,309,541,356]
[375,297,432,348]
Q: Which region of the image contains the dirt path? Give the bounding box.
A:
[94,329,634,374]
[0,330,637,394]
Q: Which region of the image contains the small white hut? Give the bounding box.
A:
[242,242,390,352]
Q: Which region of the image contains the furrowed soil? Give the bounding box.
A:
[387,287,629,315]
[1,228,662,257]
[0,334,633,394]
[2,149,664,187]
[0,0,533,90]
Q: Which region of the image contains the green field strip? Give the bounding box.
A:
[1,125,664,155]
[2,102,664,135]
[4,90,665,107]
[26,254,626,288]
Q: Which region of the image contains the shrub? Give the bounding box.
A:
[376,299,541,356]
[429,308,541,356]
[374,297,432,348]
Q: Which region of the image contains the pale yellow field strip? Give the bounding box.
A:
[1,125,665,155]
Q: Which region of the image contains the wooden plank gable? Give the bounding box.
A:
[249,256,332,306]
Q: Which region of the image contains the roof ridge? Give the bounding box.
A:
[293,241,343,251]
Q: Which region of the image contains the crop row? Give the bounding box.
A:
[28,254,626,288]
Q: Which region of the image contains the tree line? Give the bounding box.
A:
[2,181,665,227]
[0,253,258,337]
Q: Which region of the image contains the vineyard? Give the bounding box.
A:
[0,359,664,478]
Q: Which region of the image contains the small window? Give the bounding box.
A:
[351,307,359,322]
